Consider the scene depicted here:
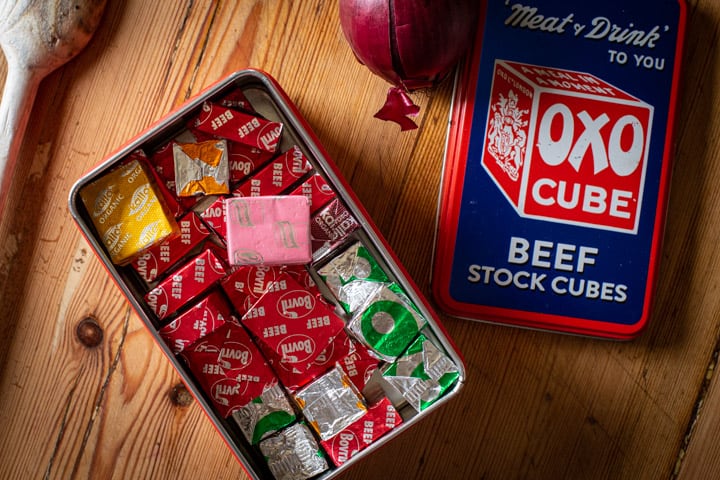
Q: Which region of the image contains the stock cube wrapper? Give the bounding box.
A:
[182,321,279,418]
[320,397,402,466]
[201,195,230,240]
[79,157,178,265]
[288,172,336,213]
[173,139,230,197]
[225,141,274,185]
[242,273,346,387]
[221,264,289,315]
[144,245,227,320]
[347,283,428,362]
[231,383,296,445]
[337,334,381,392]
[225,196,312,266]
[281,330,355,392]
[259,423,329,480]
[131,211,210,284]
[292,366,367,441]
[310,199,360,260]
[317,241,390,314]
[158,290,232,354]
[382,334,460,412]
[193,101,283,153]
[233,145,313,197]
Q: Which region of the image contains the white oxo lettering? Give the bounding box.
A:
[538,103,645,177]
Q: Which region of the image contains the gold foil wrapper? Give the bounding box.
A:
[173,139,230,196]
[80,158,178,265]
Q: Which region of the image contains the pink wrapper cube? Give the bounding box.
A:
[225,196,312,266]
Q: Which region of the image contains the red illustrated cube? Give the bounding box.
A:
[320,397,402,466]
[144,246,227,320]
[131,211,210,284]
[242,273,346,386]
[181,321,278,417]
[158,290,231,354]
[483,60,653,233]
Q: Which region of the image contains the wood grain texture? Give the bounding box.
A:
[0,1,719,479]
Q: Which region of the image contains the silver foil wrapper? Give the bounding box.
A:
[317,241,390,314]
[231,383,296,444]
[173,139,230,196]
[259,423,329,480]
[293,365,367,441]
[382,334,460,412]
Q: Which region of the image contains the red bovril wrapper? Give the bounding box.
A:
[158,290,231,354]
[222,264,283,314]
[338,334,381,392]
[311,199,360,259]
[221,264,321,317]
[320,397,402,467]
[233,145,313,197]
[281,329,355,392]
[193,101,283,154]
[288,172,336,213]
[181,321,278,418]
[241,273,345,387]
[217,88,256,113]
[131,211,210,284]
[227,142,274,185]
[200,196,230,241]
[144,244,227,320]
[132,149,185,218]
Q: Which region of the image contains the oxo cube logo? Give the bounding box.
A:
[483,60,654,233]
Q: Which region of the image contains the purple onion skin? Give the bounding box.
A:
[339,0,480,91]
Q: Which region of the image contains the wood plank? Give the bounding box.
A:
[672,0,720,477]
[0,1,251,479]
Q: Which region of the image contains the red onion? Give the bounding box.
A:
[339,0,480,130]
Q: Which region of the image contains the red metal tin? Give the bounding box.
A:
[432,1,687,339]
[70,69,464,479]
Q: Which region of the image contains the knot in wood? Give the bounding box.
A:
[170,383,194,408]
[76,316,103,348]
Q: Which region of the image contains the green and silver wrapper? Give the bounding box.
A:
[232,383,296,445]
[382,334,460,412]
[317,241,389,314]
[259,423,329,480]
[347,283,427,362]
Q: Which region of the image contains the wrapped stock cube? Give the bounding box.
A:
[231,383,296,445]
[79,157,178,265]
[173,139,230,196]
[382,334,460,412]
[259,423,329,480]
[225,196,312,266]
[292,366,367,441]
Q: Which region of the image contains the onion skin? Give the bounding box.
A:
[339,0,480,129]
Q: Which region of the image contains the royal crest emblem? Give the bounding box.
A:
[486,89,529,181]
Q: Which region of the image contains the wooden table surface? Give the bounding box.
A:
[0,1,718,479]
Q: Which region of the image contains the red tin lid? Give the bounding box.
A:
[432,1,687,339]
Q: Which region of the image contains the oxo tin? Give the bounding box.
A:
[433,1,687,339]
[69,70,464,479]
